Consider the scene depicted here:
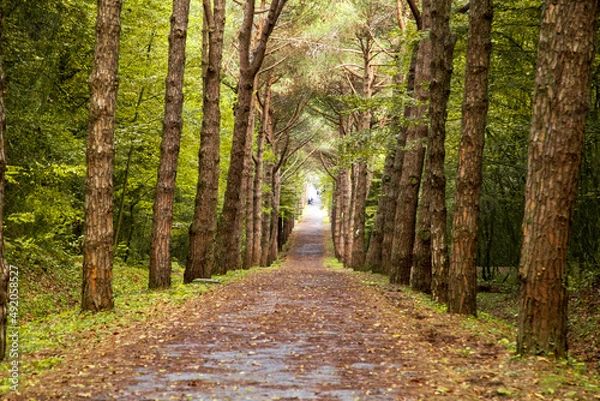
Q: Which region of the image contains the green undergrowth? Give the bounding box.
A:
[0,259,263,394]
[324,256,344,270]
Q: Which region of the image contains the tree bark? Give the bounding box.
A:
[365,148,394,272]
[380,46,418,275]
[148,0,191,289]
[261,161,274,266]
[243,96,257,269]
[340,167,352,266]
[243,136,255,269]
[389,0,432,285]
[184,0,226,282]
[332,177,344,259]
[367,0,413,274]
[517,0,598,358]
[215,0,287,272]
[350,34,375,271]
[267,169,282,265]
[447,0,492,314]
[351,160,369,270]
[429,0,456,304]
[0,8,9,360]
[411,154,432,293]
[82,0,122,312]
[252,81,273,266]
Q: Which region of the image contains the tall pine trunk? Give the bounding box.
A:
[149,0,191,289]
[332,177,344,259]
[365,0,409,274]
[184,0,226,282]
[351,39,375,271]
[261,162,274,266]
[82,0,122,312]
[252,81,273,266]
[447,0,492,314]
[380,47,418,275]
[389,0,432,285]
[517,0,598,358]
[214,0,287,272]
[267,170,282,265]
[351,160,369,270]
[340,167,352,266]
[243,98,257,269]
[429,0,456,304]
[215,70,253,272]
[365,149,394,272]
[411,155,432,293]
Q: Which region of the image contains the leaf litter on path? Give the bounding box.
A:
[8,206,600,400]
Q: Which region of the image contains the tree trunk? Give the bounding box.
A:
[148,0,191,289]
[114,144,133,250]
[82,0,122,312]
[517,0,598,358]
[123,197,138,263]
[252,82,273,266]
[380,46,418,275]
[267,170,282,265]
[389,0,432,285]
[351,160,369,270]
[365,1,413,274]
[261,162,274,266]
[411,155,432,293]
[243,146,254,269]
[0,8,9,360]
[364,149,394,272]
[243,100,257,269]
[429,0,456,305]
[184,0,226,282]
[350,35,375,271]
[340,167,352,266]
[280,216,294,247]
[214,0,287,272]
[330,172,344,260]
[447,0,492,314]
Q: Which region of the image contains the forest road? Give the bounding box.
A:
[12,205,507,401]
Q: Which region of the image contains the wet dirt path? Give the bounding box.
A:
[120,206,419,400]
[16,206,441,400]
[12,205,600,401]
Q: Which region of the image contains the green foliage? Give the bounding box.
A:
[570,96,600,275]
[3,0,94,254]
[280,173,304,221]
[324,256,345,270]
[443,0,539,275]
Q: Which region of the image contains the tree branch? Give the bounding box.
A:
[456,2,470,13]
[405,0,422,30]
[318,151,338,180]
[282,147,319,183]
[259,53,291,75]
[203,0,214,26]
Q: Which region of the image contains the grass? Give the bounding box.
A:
[0,259,258,394]
[323,248,600,379]
[333,264,600,398]
[324,256,345,270]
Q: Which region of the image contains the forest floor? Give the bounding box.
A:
[5,206,600,401]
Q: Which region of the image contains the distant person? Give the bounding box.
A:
[308,198,313,205]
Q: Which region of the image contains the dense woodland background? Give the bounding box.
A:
[0,0,599,366]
